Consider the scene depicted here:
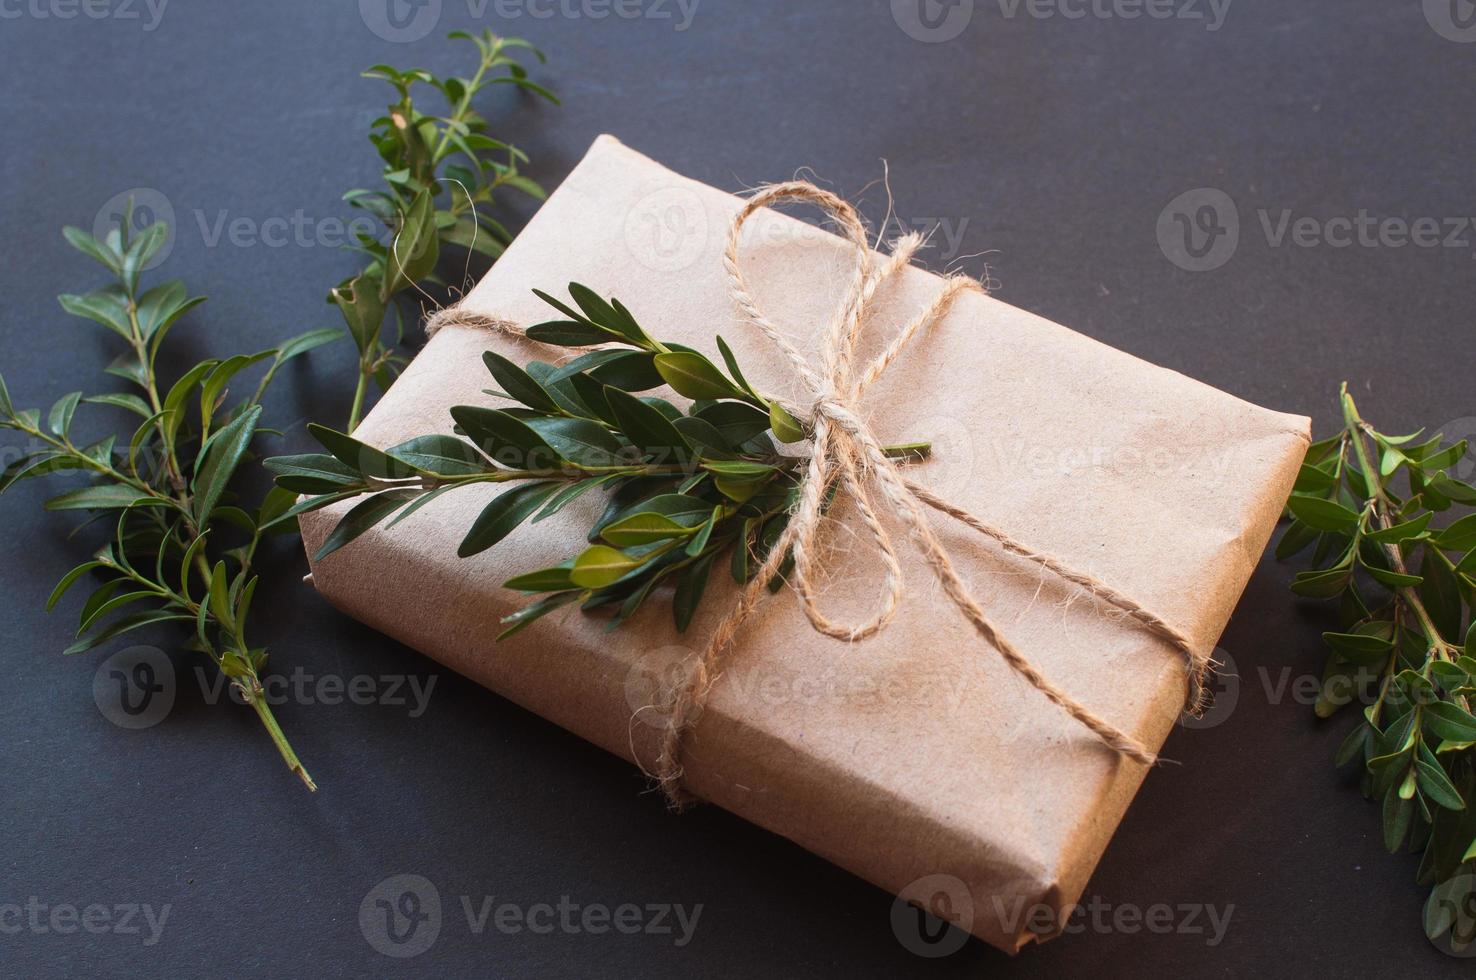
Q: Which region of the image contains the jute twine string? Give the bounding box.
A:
[423,181,1208,808]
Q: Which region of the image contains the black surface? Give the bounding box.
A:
[2,1,1473,976]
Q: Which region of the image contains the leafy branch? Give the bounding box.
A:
[1280,383,1476,950]
[1,208,338,790]
[331,29,558,430]
[269,284,925,638]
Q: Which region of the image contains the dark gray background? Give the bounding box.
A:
[2,0,1473,976]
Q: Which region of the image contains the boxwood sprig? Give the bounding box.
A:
[1280,383,1476,950]
[0,211,338,790]
[270,283,926,638]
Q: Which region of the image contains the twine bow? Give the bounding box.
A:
[648,183,1208,806]
[425,180,1210,809]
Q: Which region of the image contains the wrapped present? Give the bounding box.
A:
[297,135,1309,952]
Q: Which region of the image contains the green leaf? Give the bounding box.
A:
[570,545,641,589]
[457,482,559,558]
[120,221,167,292]
[695,401,772,445]
[161,360,218,446]
[79,590,157,635]
[1421,440,1470,474]
[1290,565,1353,599]
[385,435,487,476]
[200,352,273,430]
[63,610,192,656]
[608,493,714,529]
[686,506,720,557]
[524,319,614,346]
[603,386,691,457]
[769,401,806,444]
[1383,787,1414,852]
[275,326,341,362]
[207,561,232,629]
[264,453,366,493]
[191,404,261,523]
[47,392,82,437]
[449,407,560,470]
[533,474,617,523]
[313,489,420,561]
[654,351,742,400]
[1435,514,1476,553]
[713,336,757,396]
[1362,562,1423,589]
[602,512,693,547]
[135,280,205,346]
[496,591,582,641]
[1323,627,1394,658]
[1426,701,1476,742]
[673,552,715,633]
[331,273,387,354]
[383,190,440,298]
[308,423,420,479]
[62,226,121,273]
[1287,495,1362,532]
[44,485,168,512]
[1293,463,1336,493]
[522,417,626,469]
[58,288,131,338]
[83,392,152,418]
[1365,512,1432,544]
[1433,475,1476,506]
[503,565,576,592]
[566,284,647,344]
[1275,519,1319,561]
[483,351,560,413]
[46,562,102,611]
[384,486,456,529]
[1417,756,1465,810]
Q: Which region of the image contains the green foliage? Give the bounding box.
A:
[0,210,334,790]
[332,29,558,429]
[271,285,933,640]
[1281,384,1476,950]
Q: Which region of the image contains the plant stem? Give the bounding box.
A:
[1341,383,1460,659]
[244,686,317,791]
[347,368,370,432]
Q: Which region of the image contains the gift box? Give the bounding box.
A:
[298,135,1309,952]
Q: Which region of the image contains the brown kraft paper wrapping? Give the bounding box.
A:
[299,135,1310,953]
